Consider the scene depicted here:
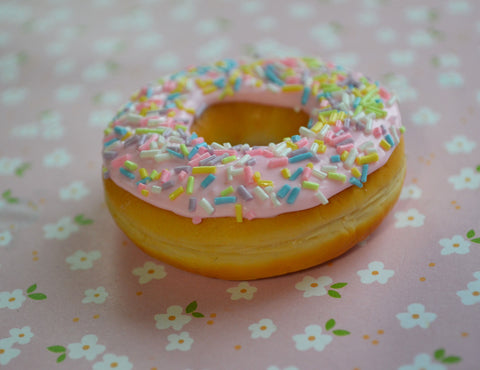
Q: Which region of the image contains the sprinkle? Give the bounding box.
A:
[302,181,319,190]
[286,187,300,204]
[199,198,214,215]
[384,133,395,147]
[327,172,347,183]
[169,186,184,200]
[379,139,392,151]
[244,166,254,185]
[301,86,311,105]
[351,167,362,178]
[282,84,303,92]
[139,149,162,159]
[161,180,174,190]
[188,197,197,212]
[289,151,313,163]
[180,143,189,156]
[214,196,237,205]
[237,185,253,201]
[192,166,216,174]
[235,203,243,222]
[222,155,237,164]
[200,174,216,188]
[349,177,363,188]
[151,185,162,193]
[361,164,369,183]
[356,152,379,165]
[268,157,289,168]
[277,184,292,199]
[299,126,316,138]
[343,148,358,169]
[221,186,234,196]
[321,165,337,173]
[186,176,195,194]
[139,168,148,179]
[167,148,184,159]
[154,153,171,162]
[253,186,269,201]
[311,168,327,180]
[141,189,149,197]
[124,160,138,171]
[120,167,135,179]
[289,167,304,181]
[281,168,291,179]
[330,155,341,163]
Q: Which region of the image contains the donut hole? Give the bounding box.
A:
[191,102,310,146]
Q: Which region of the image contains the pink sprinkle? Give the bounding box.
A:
[302,167,312,180]
[379,87,390,101]
[262,149,274,158]
[178,170,188,182]
[188,152,210,167]
[160,169,171,184]
[296,137,309,148]
[248,148,263,156]
[328,133,352,146]
[111,154,131,169]
[103,133,116,143]
[336,143,354,154]
[281,57,298,67]
[191,137,205,146]
[333,120,343,132]
[324,131,334,143]
[137,183,146,191]
[268,157,288,169]
[245,210,256,220]
[198,146,209,155]
[327,62,335,69]
[337,74,346,82]
[213,149,237,156]
[140,117,149,127]
[138,134,158,151]
[373,127,383,138]
[244,166,254,185]
[192,216,202,224]
[163,80,176,92]
[320,99,330,108]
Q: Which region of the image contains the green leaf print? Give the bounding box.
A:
[47,345,66,353]
[332,329,350,336]
[26,284,37,293]
[330,282,348,289]
[433,348,462,365]
[434,348,445,360]
[325,319,336,331]
[185,301,198,314]
[442,356,461,364]
[471,238,480,244]
[191,312,204,318]
[466,230,475,239]
[15,162,31,177]
[2,189,20,204]
[28,293,47,300]
[56,353,67,363]
[74,214,93,225]
[328,290,341,298]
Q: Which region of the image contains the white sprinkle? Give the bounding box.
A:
[151,185,162,193]
[311,169,327,180]
[200,198,215,215]
[140,149,162,159]
[154,153,171,162]
[315,190,329,205]
[343,148,358,169]
[253,186,269,201]
[299,126,316,138]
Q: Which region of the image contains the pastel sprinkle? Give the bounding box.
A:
[327,172,347,183]
[277,184,292,199]
[253,186,269,201]
[214,196,237,205]
[169,186,184,200]
[221,185,234,196]
[186,176,195,194]
[302,181,319,190]
[330,154,341,163]
[281,168,291,179]
[379,139,392,151]
[361,164,369,183]
[349,177,363,188]
[289,151,314,164]
[192,166,216,174]
[351,167,362,178]
[237,185,253,201]
[200,197,214,215]
[200,174,216,188]
[356,152,379,165]
[124,160,138,171]
[120,167,135,179]
[286,187,300,204]
[188,197,197,212]
[268,157,289,168]
[222,155,237,164]
[290,167,304,181]
[235,203,243,222]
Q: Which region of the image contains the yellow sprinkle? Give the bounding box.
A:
[317,144,327,154]
[281,168,291,179]
[167,110,176,117]
[311,121,324,133]
[286,141,299,150]
[138,96,148,103]
[340,150,349,161]
[150,170,160,180]
[139,168,148,179]
[380,139,392,151]
[185,107,196,115]
[174,99,184,109]
[124,160,138,171]
[202,85,218,95]
[169,186,184,201]
[351,167,362,178]
[327,172,347,183]
[139,107,148,116]
[255,79,263,88]
[258,180,274,187]
[121,131,132,141]
[356,152,380,165]
[222,155,237,164]
[130,92,139,101]
[253,171,261,184]
[282,84,303,92]
[302,181,319,190]
[141,189,149,197]
[192,166,216,174]
[235,203,243,223]
[306,162,314,169]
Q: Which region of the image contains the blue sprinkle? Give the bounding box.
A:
[277,184,292,199]
[146,86,153,98]
[114,126,128,137]
[330,155,341,163]
[187,146,199,160]
[385,134,395,147]
[104,138,119,147]
[291,135,301,143]
[189,132,198,140]
[289,152,313,164]
[165,102,176,109]
[301,86,310,105]
[286,187,301,204]
[167,148,184,159]
[136,177,151,185]
[289,167,304,181]
[196,66,210,75]
[353,96,361,109]
[166,92,181,100]
[234,77,242,91]
[265,64,285,86]
[214,78,226,88]
[361,164,369,183]
[171,71,186,79]
[214,196,237,205]
[349,177,363,188]
[201,174,216,188]
[307,117,315,129]
[119,167,135,179]
[325,92,332,98]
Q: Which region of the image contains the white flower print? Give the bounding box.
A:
[404,6,431,23]
[411,107,440,126]
[408,30,434,47]
[457,277,480,306]
[67,334,105,361]
[389,50,415,66]
[439,235,470,255]
[155,305,192,331]
[394,209,425,228]
[89,109,115,128]
[445,135,476,154]
[165,332,193,351]
[2,87,28,105]
[0,289,26,310]
[400,184,422,200]
[43,217,79,240]
[292,325,332,352]
[398,353,447,370]
[357,261,395,284]
[248,318,277,339]
[448,168,480,190]
[226,282,257,300]
[0,338,20,366]
[66,250,102,270]
[9,326,33,345]
[10,123,38,138]
[93,353,133,370]
[82,287,108,304]
[132,261,166,284]
[59,181,90,201]
[438,71,464,88]
[396,303,437,329]
[43,148,71,168]
[55,84,83,102]
[446,1,471,14]
[0,230,13,247]
[0,157,23,175]
[295,276,333,297]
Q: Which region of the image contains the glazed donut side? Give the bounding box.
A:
[104,138,405,280]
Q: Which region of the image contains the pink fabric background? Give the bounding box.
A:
[1,1,479,369]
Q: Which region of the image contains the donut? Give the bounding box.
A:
[102,57,406,280]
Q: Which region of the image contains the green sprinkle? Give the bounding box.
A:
[135,128,165,135]
[222,155,237,164]
[302,181,319,190]
[124,160,138,171]
[220,185,235,196]
[180,143,189,156]
[186,176,194,194]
